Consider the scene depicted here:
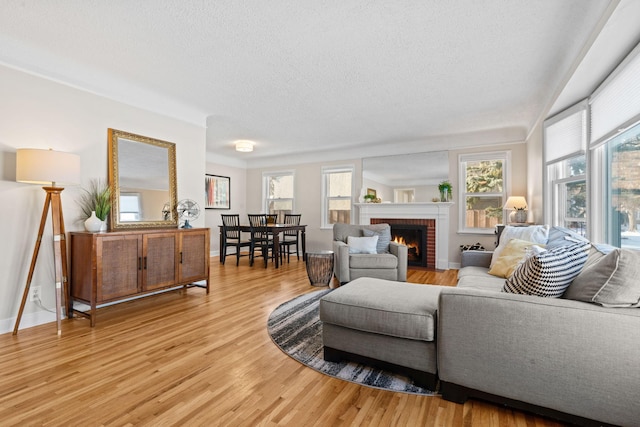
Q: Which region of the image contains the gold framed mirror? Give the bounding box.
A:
[108,128,178,230]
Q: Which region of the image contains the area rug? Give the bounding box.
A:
[267,290,436,395]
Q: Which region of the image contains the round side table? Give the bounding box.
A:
[305,250,334,287]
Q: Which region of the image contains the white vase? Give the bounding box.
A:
[84,211,105,232]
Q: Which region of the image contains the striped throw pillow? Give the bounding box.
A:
[503,242,589,297]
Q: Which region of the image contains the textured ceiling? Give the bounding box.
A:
[0,1,616,166]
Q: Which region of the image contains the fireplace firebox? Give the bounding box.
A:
[390,224,427,267]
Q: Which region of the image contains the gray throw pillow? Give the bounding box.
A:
[363,227,391,253]
[564,248,640,308]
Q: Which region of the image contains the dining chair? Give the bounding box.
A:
[248,214,275,267]
[220,214,252,266]
[280,214,301,263]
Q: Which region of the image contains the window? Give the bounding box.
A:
[459,152,509,233]
[598,122,640,248]
[322,166,353,228]
[548,155,587,236]
[263,171,294,222]
[543,101,588,235]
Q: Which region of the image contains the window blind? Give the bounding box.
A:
[590,42,640,146]
[544,101,587,164]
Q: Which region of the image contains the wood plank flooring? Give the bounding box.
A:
[0,257,567,426]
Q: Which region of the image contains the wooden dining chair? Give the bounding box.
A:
[280,214,301,263]
[248,214,275,267]
[220,214,252,266]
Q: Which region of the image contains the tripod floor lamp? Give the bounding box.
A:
[13,148,80,335]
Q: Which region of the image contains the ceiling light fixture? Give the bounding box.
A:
[235,140,254,152]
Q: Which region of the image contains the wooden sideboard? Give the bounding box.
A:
[69,227,210,326]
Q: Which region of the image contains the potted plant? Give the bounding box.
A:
[78,179,111,231]
[438,180,452,202]
[363,194,376,203]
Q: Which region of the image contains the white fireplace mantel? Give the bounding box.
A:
[355,202,453,270]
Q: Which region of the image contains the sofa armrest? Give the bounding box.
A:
[332,240,350,283]
[437,288,640,426]
[389,242,408,281]
[460,250,493,268]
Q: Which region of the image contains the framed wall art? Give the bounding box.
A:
[205,174,230,209]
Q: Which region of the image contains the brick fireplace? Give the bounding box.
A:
[356,202,452,270]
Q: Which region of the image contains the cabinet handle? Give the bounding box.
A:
[144,257,147,270]
[180,252,183,264]
[138,257,142,270]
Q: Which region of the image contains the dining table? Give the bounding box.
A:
[219,223,307,268]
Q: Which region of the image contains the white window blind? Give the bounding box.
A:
[544,101,587,164]
[590,42,640,146]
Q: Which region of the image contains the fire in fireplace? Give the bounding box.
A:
[391,225,427,267]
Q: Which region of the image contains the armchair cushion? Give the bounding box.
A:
[349,253,398,269]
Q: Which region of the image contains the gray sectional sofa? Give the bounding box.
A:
[321,226,640,426]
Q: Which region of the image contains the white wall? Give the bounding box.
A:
[0,65,206,333]
[246,159,362,253]
[204,162,247,255]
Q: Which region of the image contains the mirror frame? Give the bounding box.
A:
[108,128,178,230]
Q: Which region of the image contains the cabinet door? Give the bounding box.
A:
[179,230,209,283]
[143,232,178,291]
[97,235,141,301]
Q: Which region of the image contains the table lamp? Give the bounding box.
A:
[504,196,528,223]
[13,148,81,335]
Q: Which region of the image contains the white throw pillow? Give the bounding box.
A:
[347,236,379,254]
[490,225,550,268]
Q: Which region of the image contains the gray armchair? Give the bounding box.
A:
[332,223,408,284]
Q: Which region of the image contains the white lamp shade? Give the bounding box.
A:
[16,148,81,186]
[235,140,254,152]
[504,196,528,210]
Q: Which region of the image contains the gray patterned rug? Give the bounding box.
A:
[267,290,436,395]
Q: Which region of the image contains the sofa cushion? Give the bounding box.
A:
[349,253,398,269]
[319,277,441,341]
[545,226,590,249]
[347,235,378,254]
[457,266,505,291]
[491,225,549,268]
[564,248,640,308]
[503,242,589,297]
[362,226,391,253]
[488,238,545,278]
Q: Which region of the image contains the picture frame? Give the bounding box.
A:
[367,188,377,197]
[205,174,230,209]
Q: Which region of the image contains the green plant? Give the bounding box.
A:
[438,180,452,193]
[364,194,376,201]
[78,179,111,221]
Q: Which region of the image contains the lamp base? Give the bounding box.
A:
[514,210,528,223]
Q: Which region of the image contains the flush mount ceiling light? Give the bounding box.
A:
[235,140,254,152]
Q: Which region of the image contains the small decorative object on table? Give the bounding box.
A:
[438,180,452,202]
[306,250,334,287]
[177,199,200,228]
[78,179,111,232]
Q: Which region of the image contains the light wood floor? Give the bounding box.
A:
[0,257,567,426]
